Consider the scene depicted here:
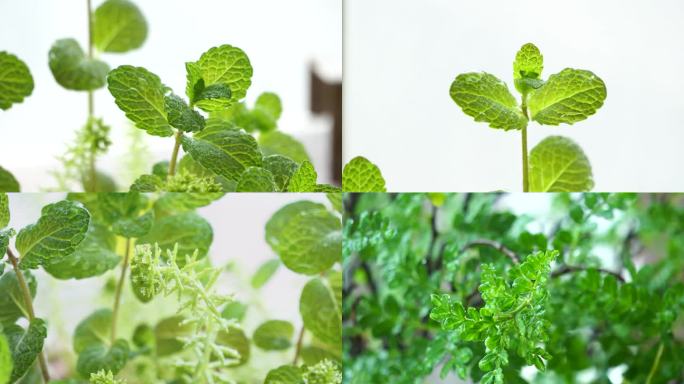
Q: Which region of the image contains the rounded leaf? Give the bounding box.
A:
[529,136,594,192]
[93,0,148,53]
[0,51,33,110]
[253,320,294,350]
[342,156,386,192]
[0,166,21,192]
[300,278,341,347]
[48,39,109,91]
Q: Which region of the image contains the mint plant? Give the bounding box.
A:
[343,193,684,383]
[341,156,386,192]
[450,43,606,192]
[0,192,342,383]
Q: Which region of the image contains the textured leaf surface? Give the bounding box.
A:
[0,166,20,192]
[76,340,129,377]
[513,43,543,80]
[0,229,12,264]
[181,129,262,182]
[263,155,298,191]
[164,93,205,132]
[258,131,311,163]
[264,365,303,384]
[107,65,173,137]
[300,278,341,347]
[288,161,317,192]
[251,259,280,289]
[48,39,109,91]
[5,319,47,383]
[0,270,36,325]
[236,167,276,192]
[529,136,594,192]
[0,193,8,227]
[98,192,153,238]
[16,200,90,269]
[266,201,327,249]
[0,51,33,110]
[0,332,11,384]
[528,68,606,125]
[138,212,213,264]
[93,0,147,53]
[450,72,527,130]
[43,223,119,280]
[192,45,253,104]
[342,156,386,192]
[253,320,294,350]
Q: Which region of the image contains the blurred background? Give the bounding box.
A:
[343,0,684,192]
[4,192,329,381]
[0,0,342,190]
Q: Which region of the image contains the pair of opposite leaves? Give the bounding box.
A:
[450,43,607,192]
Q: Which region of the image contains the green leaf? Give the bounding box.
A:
[251,259,280,288]
[450,72,527,130]
[216,328,250,366]
[93,0,147,53]
[253,320,294,350]
[43,223,120,280]
[181,129,262,182]
[258,131,311,163]
[48,39,110,91]
[0,51,34,110]
[513,43,543,80]
[137,212,213,265]
[0,166,20,193]
[130,174,163,192]
[0,270,36,325]
[236,167,277,192]
[5,319,47,383]
[107,65,173,137]
[0,332,11,384]
[16,200,90,269]
[0,193,8,228]
[342,156,386,192]
[153,192,224,217]
[98,192,153,238]
[221,301,247,322]
[266,204,341,275]
[288,161,317,192]
[256,92,282,120]
[300,345,341,365]
[76,340,129,377]
[263,155,298,192]
[528,68,607,125]
[164,93,205,133]
[190,45,253,109]
[264,365,303,384]
[154,316,193,356]
[300,278,341,347]
[529,136,594,192]
[326,193,342,214]
[73,309,112,354]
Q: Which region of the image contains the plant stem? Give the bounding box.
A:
[521,97,529,192]
[111,238,132,343]
[292,326,305,365]
[646,342,664,384]
[551,265,625,282]
[460,239,520,264]
[6,249,50,383]
[86,0,97,191]
[169,130,182,176]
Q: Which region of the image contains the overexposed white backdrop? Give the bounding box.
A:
[343,0,684,192]
[0,0,341,190]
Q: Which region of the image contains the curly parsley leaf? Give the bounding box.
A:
[93,0,148,53]
[49,39,110,91]
[529,136,594,192]
[0,51,34,110]
[342,156,386,192]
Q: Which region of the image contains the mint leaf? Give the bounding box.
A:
[513,43,543,80]
[300,278,341,347]
[76,340,129,377]
[98,192,153,238]
[253,320,294,350]
[0,193,8,227]
[0,332,11,384]
[49,39,110,91]
[0,270,36,325]
[0,229,13,263]
[288,161,317,192]
[130,174,163,192]
[255,92,282,120]
[153,192,224,216]
[190,45,253,108]
[16,200,90,269]
[73,309,112,354]
[0,51,34,110]
[263,155,298,192]
[528,68,607,125]
[138,212,213,265]
[43,223,120,280]
[93,0,148,53]
[236,167,277,192]
[266,201,327,249]
[221,301,248,322]
[251,259,280,289]
[89,370,126,384]
[107,65,173,137]
[154,316,194,356]
[192,82,233,111]
[258,131,311,163]
[0,166,20,192]
[529,136,594,192]
[326,193,342,214]
[164,93,205,132]
[450,72,527,130]
[5,319,47,383]
[342,156,386,192]
[216,328,250,366]
[301,345,341,365]
[264,365,303,384]
[181,129,262,182]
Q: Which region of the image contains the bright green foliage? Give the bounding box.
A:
[0,270,36,325]
[258,131,312,164]
[0,229,13,261]
[16,200,90,269]
[89,370,127,384]
[153,315,193,357]
[0,193,8,228]
[513,43,543,81]
[164,94,206,133]
[342,156,386,192]
[253,320,294,350]
[73,309,113,354]
[5,319,47,382]
[529,136,594,192]
[49,39,110,91]
[264,365,303,384]
[0,167,20,193]
[236,167,277,192]
[289,161,318,192]
[214,92,282,133]
[189,44,253,109]
[97,192,153,238]
[450,72,527,130]
[528,68,607,125]
[93,0,147,53]
[0,51,34,110]
[77,340,130,377]
[107,66,173,137]
[302,359,342,384]
[137,212,212,265]
[300,278,341,347]
[251,259,280,288]
[0,332,11,384]
[263,155,299,191]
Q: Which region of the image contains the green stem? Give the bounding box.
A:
[646,342,664,384]
[292,326,305,365]
[86,0,97,192]
[521,96,529,192]
[111,238,132,343]
[169,130,182,176]
[6,249,50,383]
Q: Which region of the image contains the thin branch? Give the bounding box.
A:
[111,238,132,342]
[292,326,305,365]
[460,240,520,264]
[646,342,664,384]
[551,265,625,283]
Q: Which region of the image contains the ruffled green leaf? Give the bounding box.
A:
[0,193,8,228]
[529,136,594,192]
[5,319,47,383]
[0,51,34,110]
[181,129,262,182]
[137,212,213,265]
[164,93,205,133]
[236,167,277,192]
[288,161,317,192]
[342,156,386,192]
[263,155,298,192]
[49,39,109,91]
[98,192,153,238]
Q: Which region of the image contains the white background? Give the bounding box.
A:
[0,0,341,190]
[343,0,684,192]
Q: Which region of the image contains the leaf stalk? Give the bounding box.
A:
[111,238,132,343]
